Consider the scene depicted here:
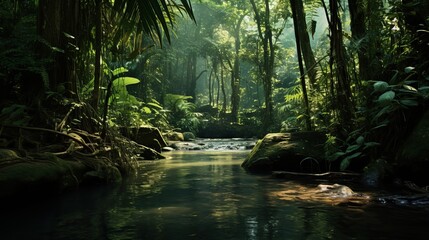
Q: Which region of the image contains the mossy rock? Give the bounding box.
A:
[183,132,196,141]
[0,152,86,198]
[120,126,167,151]
[241,132,327,172]
[164,131,184,141]
[0,150,122,199]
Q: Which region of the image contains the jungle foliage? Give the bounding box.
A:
[0,0,428,173]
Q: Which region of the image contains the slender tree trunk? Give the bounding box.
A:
[220,66,227,114]
[264,0,275,127]
[230,14,245,123]
[366,0,383,80]
[91,0,102,109]
[214,62,220,108]
[208,69,213,106]
[291,0,312,131]
[292,0,318,85]
[348,0,369,81]
[329,0,354,131]
[250,0,275,127]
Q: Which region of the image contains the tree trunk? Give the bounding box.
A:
[230,14,245,123]
[293,0,318,85]
[221,66,227,114]
[329,0,354,131]
[186,53,197,101]
[250,0,275,127]
[37,0,79,99]
[208,69,213,106]
[348,0,369,81]
[290,0,312,131]
[91,0,102,109]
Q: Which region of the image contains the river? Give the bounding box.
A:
[1,140,429,239]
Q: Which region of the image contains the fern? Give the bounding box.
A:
[284,84,303,103]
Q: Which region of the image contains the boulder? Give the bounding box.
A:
[170,141,206,151]
[164,131,184,141]
[396,109,429,184]
[241,132,327,172]
[120,126,167,152]
[0,150,122,199]
[162,146,174,152]
[183,132,196,141]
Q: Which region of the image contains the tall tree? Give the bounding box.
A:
[91,0,102,109]
[290,0,318,85]
[249,0,276,127]
[323,0,354,131]
[290,0,312,130]
[348,0,368,81]
[229,12,245,123]
[37,0,80,98]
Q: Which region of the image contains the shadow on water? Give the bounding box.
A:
[1,147,429,239]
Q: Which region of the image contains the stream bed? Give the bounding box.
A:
[1,140,429,239]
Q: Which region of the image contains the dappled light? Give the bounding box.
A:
[1,0,429,239]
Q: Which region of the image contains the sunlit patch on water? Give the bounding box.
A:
[270,182,372,206]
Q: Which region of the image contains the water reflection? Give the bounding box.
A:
[1,150,429,239]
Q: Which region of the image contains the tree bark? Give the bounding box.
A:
[185,53,197,101]
[230,14,245,123]
[250,0,275,127]
[91,0,102,109]
[221,66,227,114]
[37,0,79,99]
[293,0,318,85]
[208,69,213,106]
[290,0,312,131]
[329,0,354,131]
[348,0,369,81]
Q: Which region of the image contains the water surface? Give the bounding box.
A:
[1,149,429,239]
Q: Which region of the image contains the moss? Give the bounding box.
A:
[241,132,327,172]
[0,152,122,199]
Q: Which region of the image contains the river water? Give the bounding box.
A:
[1,141,429,239]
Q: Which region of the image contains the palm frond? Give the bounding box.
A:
[113,0,194,45]
[285,84,303,103]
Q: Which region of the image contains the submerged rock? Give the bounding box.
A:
[169,141,206,150]
[241,132,327,172]
[272,183,371,206]
[316,184,355,197]
[162,147,174,152]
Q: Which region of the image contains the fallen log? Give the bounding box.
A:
[272,171,361,181]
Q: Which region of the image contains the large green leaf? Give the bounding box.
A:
[356,136,365,145]
[399,99,418,107]
[147,102,163,109]
[112,67,129,76]
[346,144,360,153]
[377,90,395,102]
[373,81,389,92]
[403,84,417,92]
[113,77,140,88]
[404,66,415,73]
